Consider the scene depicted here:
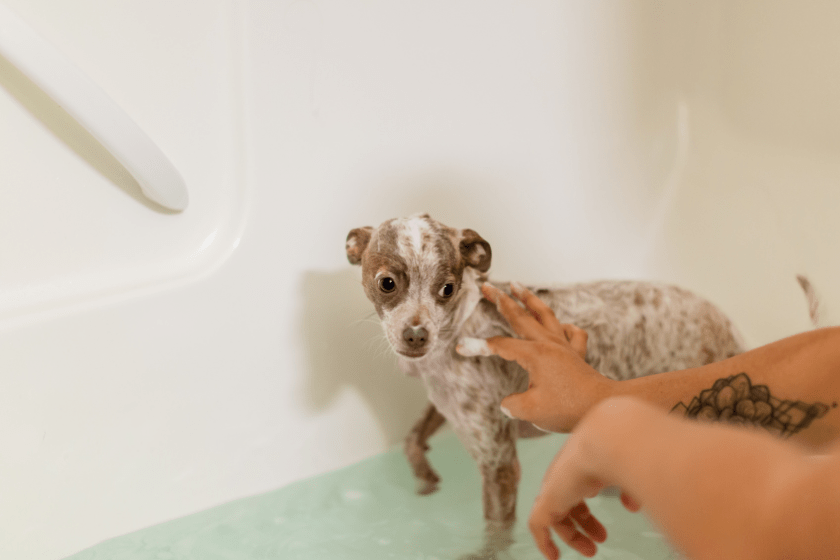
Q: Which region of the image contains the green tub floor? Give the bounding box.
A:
[65,431,680,559]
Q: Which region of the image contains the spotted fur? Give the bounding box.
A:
[346,214,744,552]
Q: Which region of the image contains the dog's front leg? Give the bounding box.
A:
[480,451,519,528]
[474,421,520,557]
[404,402,447,495]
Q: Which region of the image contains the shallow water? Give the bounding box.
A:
[65,431,679,559]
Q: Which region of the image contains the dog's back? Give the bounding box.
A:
[457,280,744,382]
[538,280,744,379]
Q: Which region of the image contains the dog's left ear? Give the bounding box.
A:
[346,227,373,265]
[460,229,492,272]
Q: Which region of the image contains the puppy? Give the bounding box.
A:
[346,214,744,551]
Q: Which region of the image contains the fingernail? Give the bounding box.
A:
[500,405,516,419]
[510,281,526,297]
[456,337,492,357]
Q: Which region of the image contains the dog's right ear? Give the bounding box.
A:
[346,227,373,265]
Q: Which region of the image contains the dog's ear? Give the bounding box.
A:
[459,229,492,272]
[346,227,373,265]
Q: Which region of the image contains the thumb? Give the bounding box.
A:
[620,492,641,512]
[501,389,535,422]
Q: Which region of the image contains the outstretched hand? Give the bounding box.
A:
[457,282,614,433]
[527,400,643,559]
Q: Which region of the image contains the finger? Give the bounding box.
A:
[569,502,607,543]
[481,283,552,342]
[455,337,495,358]
[528,515,560,560]
[455,336,539,369]
[551,514,598,557]
[500,389,539,424]
[620,492,642,512]
[561,324,588,359]
[510,281,565,333]
[582,480,605,500]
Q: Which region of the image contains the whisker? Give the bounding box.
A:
[361,330,396,361]
[373,337,398,362]
[348,311,380,328]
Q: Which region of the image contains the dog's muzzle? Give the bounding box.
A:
[402,325,429,351]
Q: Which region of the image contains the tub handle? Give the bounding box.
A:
[0,2,189,211]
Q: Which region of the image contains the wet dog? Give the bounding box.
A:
[346,213,744,554]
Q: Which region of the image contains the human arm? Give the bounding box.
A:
[459,282,840,448]
[529,395,840,560]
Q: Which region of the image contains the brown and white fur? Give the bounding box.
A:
[346,213,744,552]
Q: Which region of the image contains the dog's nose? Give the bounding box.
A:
[402,325,429,348]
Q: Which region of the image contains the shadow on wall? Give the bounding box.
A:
[299,267,430,447]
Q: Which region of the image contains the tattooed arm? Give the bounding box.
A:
[466,282,840,448]
[616,329,840,447]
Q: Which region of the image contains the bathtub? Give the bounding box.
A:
[1,0,837,558]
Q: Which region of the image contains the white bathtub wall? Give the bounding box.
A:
[0,1,837,559]
[641,0,840,341]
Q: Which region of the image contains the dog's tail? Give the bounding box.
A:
[796,274,822,327]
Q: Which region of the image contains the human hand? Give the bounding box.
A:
[456,282,614,432]
[529,413,641,559]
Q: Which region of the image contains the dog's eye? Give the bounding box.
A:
[439,283,455,298]
[379,277,397,293]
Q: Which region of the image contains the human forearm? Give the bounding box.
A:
[611,327,840,448]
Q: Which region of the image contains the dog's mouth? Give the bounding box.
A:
[396,349,428,359]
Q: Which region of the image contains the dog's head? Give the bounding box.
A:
[346,214,491,359]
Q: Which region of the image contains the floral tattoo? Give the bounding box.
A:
[671,372,836,437]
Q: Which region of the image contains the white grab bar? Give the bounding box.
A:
[0,2,189,211]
